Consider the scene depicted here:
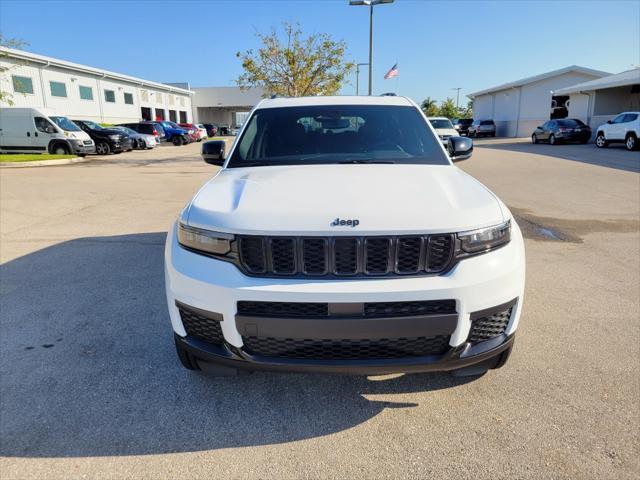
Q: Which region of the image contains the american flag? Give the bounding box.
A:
[384,63,399,79]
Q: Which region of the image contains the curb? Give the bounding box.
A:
[0,157,89,168]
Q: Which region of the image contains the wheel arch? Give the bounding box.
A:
[48,139,73,154]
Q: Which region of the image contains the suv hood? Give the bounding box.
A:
[433,128,459,137]
[185,165,506,235]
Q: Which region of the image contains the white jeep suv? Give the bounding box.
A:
[595,112,640,151]
[165,96,526,376]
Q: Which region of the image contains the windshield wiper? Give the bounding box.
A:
[337,159,395,164]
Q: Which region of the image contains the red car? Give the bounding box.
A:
[179,123,206,142]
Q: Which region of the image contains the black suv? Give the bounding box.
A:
[117,122,165,141]
[453,118,473,136]
[72,120,134,155]
[201,123,218,137]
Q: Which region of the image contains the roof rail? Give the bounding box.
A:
[380,92,397,96]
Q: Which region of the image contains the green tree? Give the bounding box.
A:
[420,97,439,116]
[236,22,354,97]
[438,97,459,119]
[0,33,28,105]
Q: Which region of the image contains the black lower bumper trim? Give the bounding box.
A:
[175,332,514,375]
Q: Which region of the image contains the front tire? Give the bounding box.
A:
[549,134,557,145]
[595,132,607,148]
[51,143,71,155]
[172,136,183,146]
[95,141,111,155]
[625,133,638,151]
[532,134,538,144]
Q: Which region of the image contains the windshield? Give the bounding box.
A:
[82,120,102,130]
[50,116,82,132]
[162,121,180,129]
[227,105,448,168]
[429,119,454,129]
[113,126,136,135]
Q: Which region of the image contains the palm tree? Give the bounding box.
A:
[420,97,438,116]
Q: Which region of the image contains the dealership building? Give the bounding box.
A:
[0,47,195,124]
[467,66,610,137]
[0,47,265,127]
[553,68,640,131]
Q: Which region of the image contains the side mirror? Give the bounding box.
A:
[606,120,612,124]
[448,136,473,162]
[46,126,57,134]
[202,140,225,166]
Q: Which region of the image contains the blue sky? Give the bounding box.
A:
[1,0,638,105]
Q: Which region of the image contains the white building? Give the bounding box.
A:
[0,47,193,124]
[553,68,640,131]
[191,86,264,126]
[467,66,610,137]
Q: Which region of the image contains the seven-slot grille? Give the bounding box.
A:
[238,234,454,277]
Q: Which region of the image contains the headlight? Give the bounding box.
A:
[457,220,511,255]
[177,223,233,255]
[109,135,121,141]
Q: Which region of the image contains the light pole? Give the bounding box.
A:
[355,63,369,95]
[349,0,395,96]
[452,87,462,109]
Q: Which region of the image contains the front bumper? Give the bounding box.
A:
[165,222,526,373]
[71,141,95,154]
[176,330,515,374]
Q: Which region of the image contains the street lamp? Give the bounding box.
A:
[349,0,395,96]
[355,63,369,95]
[452,87,462,109]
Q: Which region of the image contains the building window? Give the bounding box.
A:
[124,92,134,105]
[49,81,67,98]
[104,90,116,103]
[179,111,187,123]
[155,92,163,105]
[141,90,149,102]
[169,110,177,122]
[79,86,94,100]
[12,75,34,94]
[155,108,165,121]
[141,107,152,121]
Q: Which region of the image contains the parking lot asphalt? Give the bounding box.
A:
[1,139,638,479]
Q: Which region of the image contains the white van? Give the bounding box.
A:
[0,107,95,156]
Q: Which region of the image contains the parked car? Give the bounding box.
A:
[0,107,95,156]
[452,118,473,136]
[428,117,459,147]
[117,122,165,142]
[202,123,218,137]
[230,125,242,136]
[111,126,158,149]
[468,120,496,138]
[195,124,209,139]
[152,121,190,146]
[72,119,133,155]
[531,119,591,145]
[216,123,230,136]
[167,96,525,377]
[179,123,206,141]
[595,112,639,151]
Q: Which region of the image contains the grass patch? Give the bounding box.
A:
[0,154,77,163]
